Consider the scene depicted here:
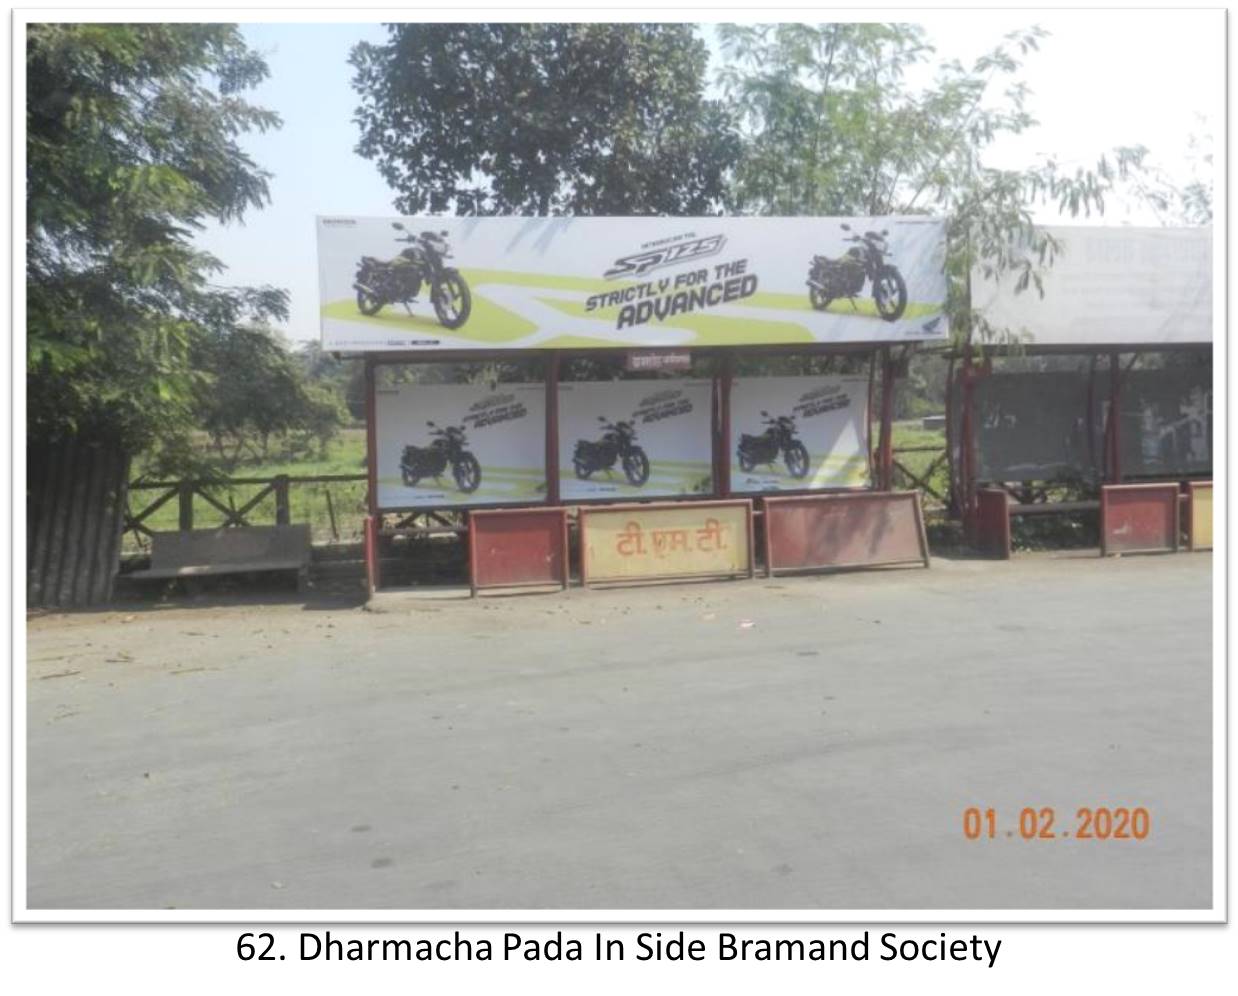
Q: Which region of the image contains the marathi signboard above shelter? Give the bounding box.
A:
[317,216,949,353]
[970,225,1213,347]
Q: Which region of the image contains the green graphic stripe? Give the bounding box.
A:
[322,295,535,344]
[377,466,545,484]
[324,264,944,347]
[539,290,939,323]
[736,467,871,487]
[559,457,711,470]
[559,460,712,492]
[380,482,547,504]
[744,290,939,321]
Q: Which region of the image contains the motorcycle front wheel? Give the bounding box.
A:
[356,286,384,317]
[809,285,833,312]
[433,270,472,330]
[873,266,908,322]
[622,448,651,487]
[453,452,482,494]
[784,441,810,479]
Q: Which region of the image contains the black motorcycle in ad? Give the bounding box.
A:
[573,417,651,486]
[736,411,811,478]
[354,222,472,329]
[400,421,482,494]
[807,223,908,322]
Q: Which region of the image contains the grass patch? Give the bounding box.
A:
[126,431,370,552]
[890,420,948,506]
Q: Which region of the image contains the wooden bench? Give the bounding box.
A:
[126,525,311,591]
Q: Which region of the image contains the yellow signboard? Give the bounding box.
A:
[1190,484,1212,550]
[581,501,753,585]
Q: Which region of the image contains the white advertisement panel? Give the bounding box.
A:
[730,375,870,493]
[558,380,714,501]
[317,215,948,352]
[374,382,545,509]
[972,225,1212,346]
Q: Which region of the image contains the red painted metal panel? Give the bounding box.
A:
[976,488,1012,560]
[762,491,929,575]
[469,507,570,595]
[1100,483,1179,555]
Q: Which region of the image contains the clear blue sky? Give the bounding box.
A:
[194,23,395,338]
[195,15,1221,343]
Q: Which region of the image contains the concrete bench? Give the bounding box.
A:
[127,525,311,591]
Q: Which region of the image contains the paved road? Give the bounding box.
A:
[26,552,1214,911]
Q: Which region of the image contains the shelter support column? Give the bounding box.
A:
[959,347,977,537]
[363,356,380,593]
[876,348,897,491]
[1106,350,1123,483]
[718,352,734,497]
[545,351,561,505]
[364,356,378,519]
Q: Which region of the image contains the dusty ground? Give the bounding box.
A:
[26,551,1213,911]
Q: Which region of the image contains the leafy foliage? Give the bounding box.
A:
[193,328,347,466]
[350,23,740,215]
[716,23,1165,349]
[1121,125,1213,226]
[26,23,287,448]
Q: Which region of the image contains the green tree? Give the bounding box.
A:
[350,23,740,215]
[194,328,346,465]
[717,23,1155,346]
[1123,124,1213,226]
[26,23,287,452]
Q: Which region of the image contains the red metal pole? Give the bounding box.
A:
[866,350,877,488]
[467,511,478,596]
[363,358,381,591]
[960,347,977,536]
[877,348,895,491]
[718,351,734,497]
[364,357,379,519]
[944,353,957,517]
[1108,350,1123,482]
[545,351,561,505]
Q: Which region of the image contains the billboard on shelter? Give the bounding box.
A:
[558,380,714,501]
[971,225,1212,346]
[317,216,948,352]
[729,375,870,493]
[373,382,546,509]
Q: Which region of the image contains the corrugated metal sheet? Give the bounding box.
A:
[27,438,129,608]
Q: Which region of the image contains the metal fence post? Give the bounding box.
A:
[273,475,291,526]
[178,482,194,531]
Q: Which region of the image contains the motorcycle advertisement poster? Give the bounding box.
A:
[558,380,714,501]
[730,375,871,493]
[374,382,546,508]
[317,216,947,353]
